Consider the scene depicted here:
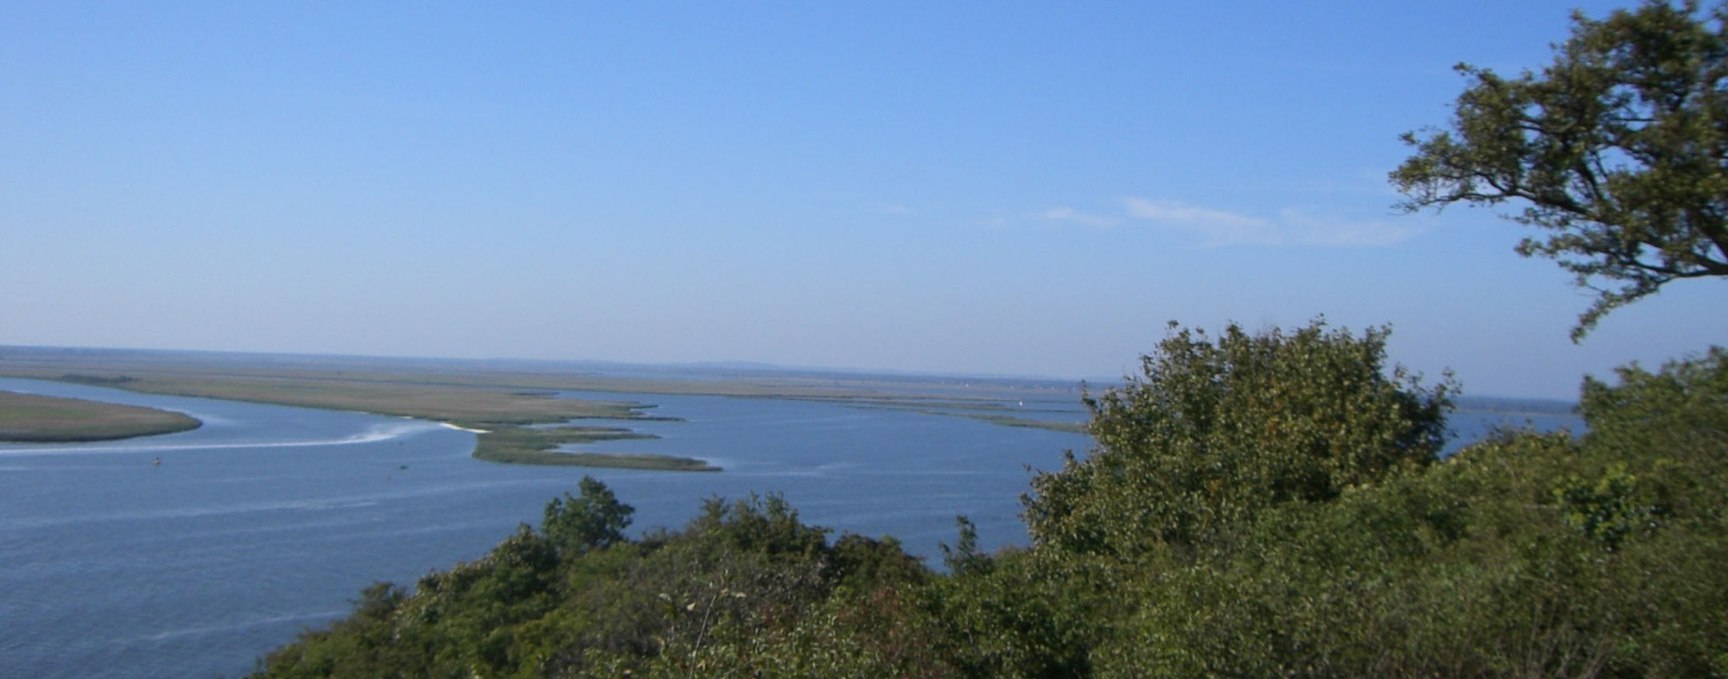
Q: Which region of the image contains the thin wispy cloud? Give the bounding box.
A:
[1122,198,1277,245]
[1276,208,1425,247]
[1121,197,1422,247]
[1036,207,1121,228]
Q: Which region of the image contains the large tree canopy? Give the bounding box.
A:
[1392,0,1728,339]
[1022,320,1454,560]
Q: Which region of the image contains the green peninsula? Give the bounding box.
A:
[0,391,201,442]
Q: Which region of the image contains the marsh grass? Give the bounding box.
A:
[0,366,722,469]
[0,391,201,442]
[468,424,719,471]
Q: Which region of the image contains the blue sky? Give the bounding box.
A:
[4,1,1723,400]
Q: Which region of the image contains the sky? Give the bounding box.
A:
[3,1,1725,400]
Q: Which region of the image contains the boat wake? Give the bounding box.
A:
[0,421,445,457]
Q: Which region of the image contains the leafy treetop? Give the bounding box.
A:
[1023,319,1455,560]
[1393,0,1728,339]
[542,475,634,557]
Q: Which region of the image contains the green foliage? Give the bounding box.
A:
[685,492,832,562]
[828,533,928,592]
[1086,350,1728,678]
[925,548,1116,679]
[542,476,634,557]
[1580,346,1728,453]
[1393,0,1728,339]
[1092,432,1598,677]
[937,516,991,577]
[1024,319,1454,559]
[1553,462,1661,550]
[252,481,941,678]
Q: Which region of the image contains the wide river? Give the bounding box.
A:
[0,377,1580,678]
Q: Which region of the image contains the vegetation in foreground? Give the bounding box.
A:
[0,391,201,442]
[251,319,1728,677]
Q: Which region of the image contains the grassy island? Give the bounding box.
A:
[469,424,720,471]
[0,391,201,442]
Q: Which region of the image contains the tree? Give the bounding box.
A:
[1023,319,1454,559]
[541,476,634,556]
[1392,0,1728,339]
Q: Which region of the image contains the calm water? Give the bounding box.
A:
[0,377,1578,678]
[0,378,1086,678]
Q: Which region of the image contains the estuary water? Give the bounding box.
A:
[0,377,1580,678]
[0,378,1087,678]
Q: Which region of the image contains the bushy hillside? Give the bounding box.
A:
[252,326,1728,678]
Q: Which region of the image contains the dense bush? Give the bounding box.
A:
[1024,319,1454,559]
